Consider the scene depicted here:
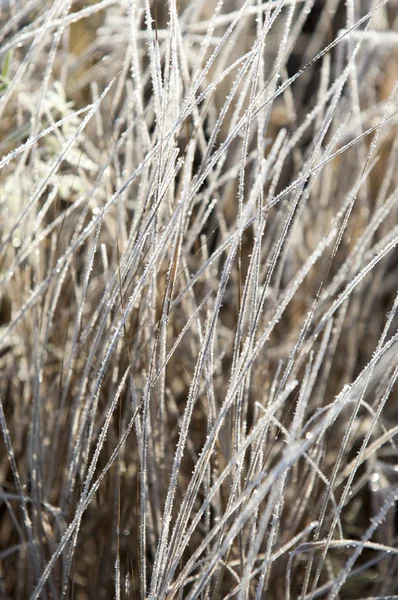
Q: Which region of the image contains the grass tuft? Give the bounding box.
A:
[0,1,398,598]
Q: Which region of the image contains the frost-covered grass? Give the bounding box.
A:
[0,1,398,598]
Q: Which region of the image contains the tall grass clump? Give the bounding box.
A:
[0,0,398,598]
